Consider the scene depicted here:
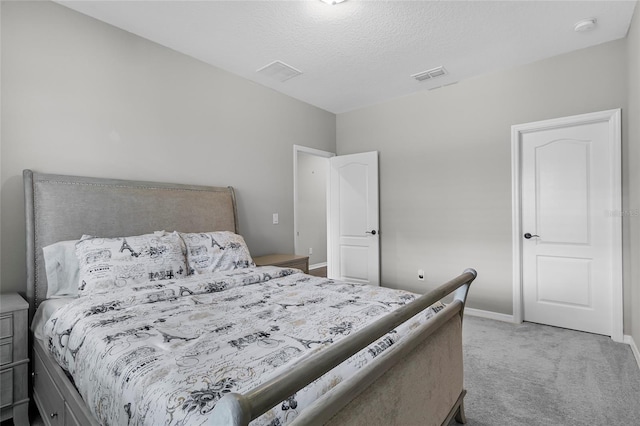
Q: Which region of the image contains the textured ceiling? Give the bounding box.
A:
[57,1,637,114]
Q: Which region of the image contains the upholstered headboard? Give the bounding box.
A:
[24,169,238,316]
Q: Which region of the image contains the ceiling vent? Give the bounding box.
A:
[257,60,303,82]
[411,66,448,82]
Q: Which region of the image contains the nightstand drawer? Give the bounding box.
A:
[0,293,29,425]
[0,339,12,365]
[254,254,309,274]
[0,369,13,408]
[279,259,307,271]
[0,315,12,339]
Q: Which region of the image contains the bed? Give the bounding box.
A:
[24,169,477,426]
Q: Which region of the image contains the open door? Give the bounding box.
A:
[328,151,380,286]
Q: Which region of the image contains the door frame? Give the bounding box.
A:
[293,145,335,263]
[511,109,622,342]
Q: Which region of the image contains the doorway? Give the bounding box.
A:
[511,109,622,341]
[293,145,334,274]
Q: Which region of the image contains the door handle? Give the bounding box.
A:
[524,233,540,239]
[366,230,377,235]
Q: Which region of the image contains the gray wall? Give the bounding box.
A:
[0,1,336,295]
[0,3,3,292]
[627,3,640,348]
[337,39,632,331]
[296,152,328,266]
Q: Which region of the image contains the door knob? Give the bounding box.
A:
[366,230,377,235]
[524,233,540,239]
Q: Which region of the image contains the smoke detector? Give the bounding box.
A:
[411,66,448,82]
[257,61,303,82]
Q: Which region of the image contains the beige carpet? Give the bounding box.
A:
[458,316,640,425]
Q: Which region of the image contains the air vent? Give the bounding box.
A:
[411,66,448,82]
[257,60,303,82]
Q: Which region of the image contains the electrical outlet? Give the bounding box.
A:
[418,269,425,281]
[308,247,313,255]
[272,213,279,225]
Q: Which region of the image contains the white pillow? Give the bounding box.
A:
[179,231,255,274]
[43,240,81,298]
[75,231,188,295]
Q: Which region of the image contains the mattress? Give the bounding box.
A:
[42,266,444,425]
[31,297,75,341]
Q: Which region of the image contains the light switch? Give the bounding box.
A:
[273,213,279,225]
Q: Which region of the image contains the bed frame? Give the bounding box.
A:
[24,169,476,426]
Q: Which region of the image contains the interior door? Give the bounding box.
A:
[328,151,379,286]
[520,116,618,336]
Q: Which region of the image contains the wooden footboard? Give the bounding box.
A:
[211,269,476,425]
[296,306,465,426]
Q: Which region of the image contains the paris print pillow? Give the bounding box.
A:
[75,231,188,295]
[179,231,255,274]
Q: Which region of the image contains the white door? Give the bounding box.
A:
[515,110,621,337]
[328,151,380,286]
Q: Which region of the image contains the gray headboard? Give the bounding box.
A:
[24,169,238,316]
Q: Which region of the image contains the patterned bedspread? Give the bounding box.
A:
[44,266,444,425]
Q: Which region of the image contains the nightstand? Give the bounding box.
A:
[0,293,29,425]
[253,254,309,274]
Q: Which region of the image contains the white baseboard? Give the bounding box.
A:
[624,335,640,371]
[464,308,515,323]
[309,262,327,270]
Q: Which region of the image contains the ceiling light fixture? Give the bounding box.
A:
[320,0,346,5]
[574,18,597,33]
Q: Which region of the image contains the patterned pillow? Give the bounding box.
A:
[75,232,188,294]
[179,231,255,274]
